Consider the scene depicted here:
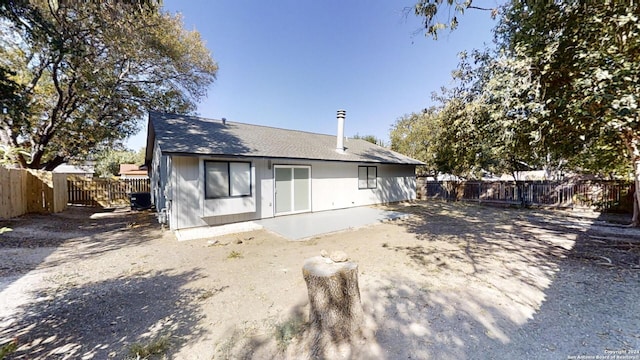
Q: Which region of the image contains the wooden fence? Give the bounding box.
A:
[0,167,68,219]
[418,178,634,213]
[67,176,150,207]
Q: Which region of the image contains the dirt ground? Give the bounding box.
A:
[0,201,639,360]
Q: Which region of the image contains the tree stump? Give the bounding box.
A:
[302,255,364,358]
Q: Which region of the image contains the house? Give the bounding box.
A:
[498,170,556,181]
[119,164,149,179]
[53,161,95,178]
[145,111,424,231]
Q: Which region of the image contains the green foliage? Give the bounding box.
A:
[390,108,442,175]
[0,1,217,170]
[352,133,385,147]
[495,1,640,175]
[274,315,305,350]
[0,144,31,166]
[94,148,145,178]
[452,49,549,178]
[412,0,499,39]
[433,97,494,179]
[390,51,547,179]
[227,250,242,259]
[0,338,17,360]
[405,1,638,183]
[127,336,170,359]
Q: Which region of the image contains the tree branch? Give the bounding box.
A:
[467,6,495,12]
[42,154,65,171]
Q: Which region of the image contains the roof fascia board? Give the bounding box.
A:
[160,151,423,165]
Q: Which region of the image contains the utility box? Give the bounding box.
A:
[130,192,152,210]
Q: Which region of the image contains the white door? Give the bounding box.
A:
[274,166,311,215]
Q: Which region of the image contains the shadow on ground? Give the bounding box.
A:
[222,201,640,359]
[132,202,640,360]
[0,206,163,292]
[367,201,640,359]
[1,269,211,359]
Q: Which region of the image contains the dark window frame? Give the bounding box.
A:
[204,160,252,199]
[358,166,377,189]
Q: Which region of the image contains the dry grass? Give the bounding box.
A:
[0,339,17,360]
[127,336,171,359]
[274,315,306,350]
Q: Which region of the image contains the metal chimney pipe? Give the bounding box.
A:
[336,109,346,152]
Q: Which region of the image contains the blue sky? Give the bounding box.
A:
[127,1,500,150]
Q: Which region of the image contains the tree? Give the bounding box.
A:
[390,102,492,180]
[412,1,640,223]
[457,49,552,179]
[390,50,546,181]
[352,133,385,147]
[390,109,441,175]
[94,147,145,178]
[412,0,499,39]
[494,2,640,223]
[0,144,31,166]
[0,1,217,170]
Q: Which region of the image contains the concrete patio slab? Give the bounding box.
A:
[255,206,410,241]
[175,221,263,241]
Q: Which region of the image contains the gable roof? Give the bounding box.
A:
[119,164,147,176]
[147,112,423,165]
[53,162,95,175]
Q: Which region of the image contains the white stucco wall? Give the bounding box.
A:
[308,161,416,212]
[163,156,416,230]
[249,159,416,216]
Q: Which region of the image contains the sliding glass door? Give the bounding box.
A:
[274,166,311,215]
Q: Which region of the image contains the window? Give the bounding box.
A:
[358,166,377,189]
[205,161,251,198]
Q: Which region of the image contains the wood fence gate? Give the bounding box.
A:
[67,176,150,207]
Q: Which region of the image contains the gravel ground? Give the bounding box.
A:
[0,202,638,359]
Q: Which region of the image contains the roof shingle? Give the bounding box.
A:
[149,112,424,165]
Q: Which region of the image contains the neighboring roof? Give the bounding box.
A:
[498,170,548,181]
[53,162,95,174]
[119,164,147,176]
[147,112,424,165]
